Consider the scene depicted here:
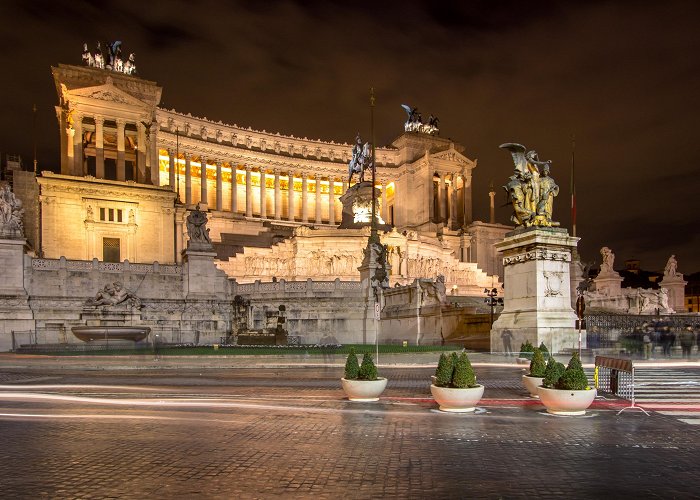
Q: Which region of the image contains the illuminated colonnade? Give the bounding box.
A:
[156,151,392,225]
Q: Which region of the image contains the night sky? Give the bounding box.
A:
[1,0,698,273]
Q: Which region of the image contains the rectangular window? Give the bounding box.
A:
[100,207,105,221]
[117,209,123,223]
[108,208,114,222]
[102,237,120,263]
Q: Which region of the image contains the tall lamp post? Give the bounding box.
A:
[484,287,503,327]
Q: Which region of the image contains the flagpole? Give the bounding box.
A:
[32,104,38,174]
[369,88,379,365]
[570,134,576,238]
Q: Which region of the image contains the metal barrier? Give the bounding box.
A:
[594,356,649,416]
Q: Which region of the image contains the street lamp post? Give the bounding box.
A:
[484,287,503,327]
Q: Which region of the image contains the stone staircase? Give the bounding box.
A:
[213,222,295,261]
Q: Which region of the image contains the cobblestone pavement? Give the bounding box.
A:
[0,366,698,499]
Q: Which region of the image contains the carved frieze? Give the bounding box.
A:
[502,248,570,266]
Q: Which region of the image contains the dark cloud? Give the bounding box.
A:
[0,0,698,272]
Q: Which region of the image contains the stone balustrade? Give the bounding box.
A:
[231,278,361,296]
[31,257,182,275]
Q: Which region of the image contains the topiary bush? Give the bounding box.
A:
[452,352,478,388]
[519,340,535,359]
[357,352,378,381]
[542,356,566,388]
[538,342,550,360]
[344,348,359,380]
[434,352,454,387]
[529,348,547,377]
[556,352,589,390]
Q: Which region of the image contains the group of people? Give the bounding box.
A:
[629,320,699,359]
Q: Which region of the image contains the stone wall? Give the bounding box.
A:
[232,279,368,344]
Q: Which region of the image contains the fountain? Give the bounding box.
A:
[73,280,150,346]
[71,325,151,345]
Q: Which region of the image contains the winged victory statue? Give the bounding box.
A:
[500,143,559,227]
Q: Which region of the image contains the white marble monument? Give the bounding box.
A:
[490,227,579,353]
[659,255,687,313]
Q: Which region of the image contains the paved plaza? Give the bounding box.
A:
[0,357,698,499]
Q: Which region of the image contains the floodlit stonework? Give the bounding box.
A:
[490,227,579,354]
[1,56,512,350]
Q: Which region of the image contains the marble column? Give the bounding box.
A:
[73,114,84,176]
[245,166,253,217]
[149,121,160,186]
[439,173,447,224]
[94,116,104,179]
[259,169,267,218]
[216,160,223,212]
[446,181,454,229]
[66,127,75,163]
[462,173,473,225]
[137,122,147,182]
[287,171,295,221]
[328,177,335,225]
[116,119,126,181]
[185,153,192,206]
[200,156,208,208]
[381,182,388,223]
[168,149,176,189]
[273,169,281,220]
[315,176,322,223]
[231,164,238,214]
[301,173,308,223]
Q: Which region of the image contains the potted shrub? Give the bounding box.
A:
[517,340,535,365]
[430,351,484,412]
[538,342,550,360]
[522,347,546,397]
[537,352,597,415]
[340,349,388,401]
[432,352,453,385]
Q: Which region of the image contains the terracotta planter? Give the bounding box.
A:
[537,386,597,416]
[430,384,484,413]
[341,377,388,401]
[522,375,544,398]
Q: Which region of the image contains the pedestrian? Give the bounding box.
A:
[501,330,514,356]
[661,322,673,357]
[642,326,652,360]
[679,324,695,360]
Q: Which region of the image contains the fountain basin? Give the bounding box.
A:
[72,326,151,344]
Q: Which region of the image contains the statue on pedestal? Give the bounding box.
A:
[347,133,372,185]
[500,143,559,227]
[600,247,615,274]
[664,255,679,278]
[186,204,212,248]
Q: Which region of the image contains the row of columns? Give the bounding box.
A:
[66,114,157,184]
[167,154,379,224]
[433,171,470,228]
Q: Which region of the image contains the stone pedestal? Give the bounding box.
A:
[338,182,391,231]
[0,239,34,351]
[183,248,228,300]
[594,271,624,297]
[358,237,391,345]
[659,275,687,313]
[490,228,579,354]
